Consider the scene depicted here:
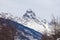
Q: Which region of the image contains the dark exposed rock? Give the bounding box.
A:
[0,18,16,40]
[0,18,43,40]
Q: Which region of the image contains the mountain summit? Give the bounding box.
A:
[23,9,36,20]
[21,9,55,36]
[22,9,46,34]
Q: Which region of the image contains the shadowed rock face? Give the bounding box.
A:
[1,17,60,40]
[42,33,60,40]
[0,18,43,40]
[0,18,16,40]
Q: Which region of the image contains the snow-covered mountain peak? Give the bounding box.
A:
[0,11,55,36]
[21,10,46,34]
[21,10,55,36]
[23,9,36,20]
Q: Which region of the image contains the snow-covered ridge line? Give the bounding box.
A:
[0,12,22,23]
[0,9,55,36]
[0,12,45,34]
[22,9,55,36]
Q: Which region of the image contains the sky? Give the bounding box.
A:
[0,0,60,21]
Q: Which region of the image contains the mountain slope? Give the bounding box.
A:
[0,18,43,40]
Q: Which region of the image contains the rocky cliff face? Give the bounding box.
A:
[0,18,16,40]
[0,18,43,40]
[0,10,60,40]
